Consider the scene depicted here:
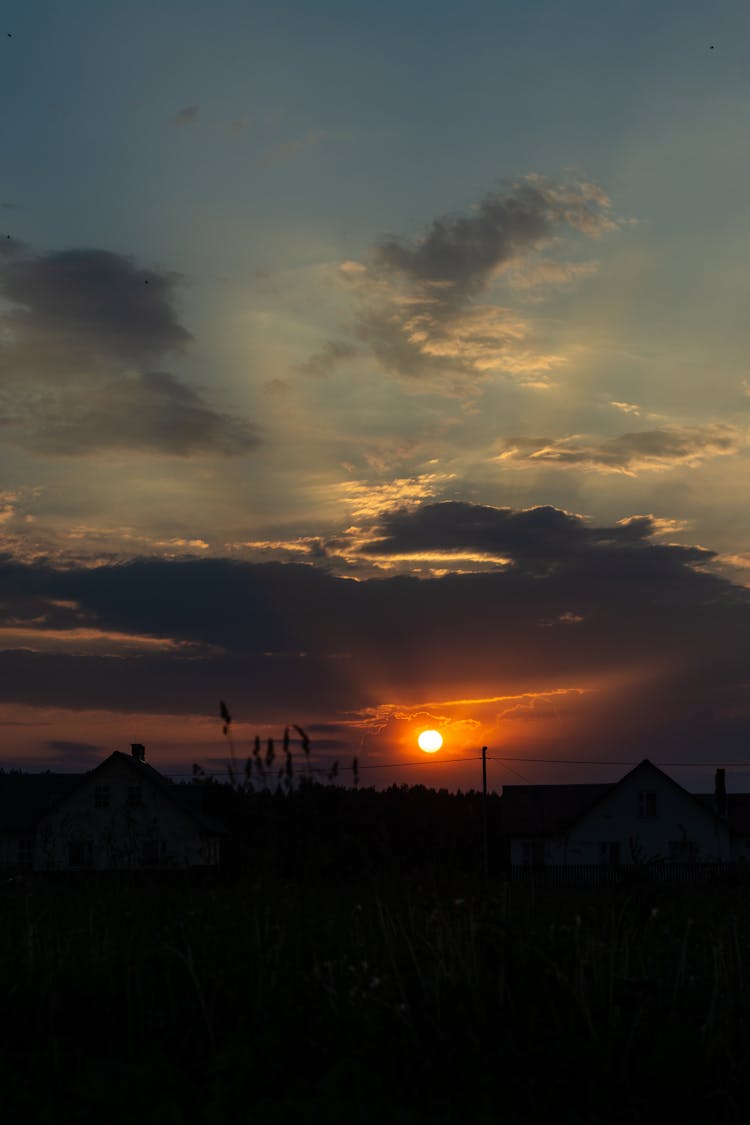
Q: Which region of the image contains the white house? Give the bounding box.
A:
[503,759,747,868]
[0,745,226,872]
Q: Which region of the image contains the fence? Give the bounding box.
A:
[508,863,750,888]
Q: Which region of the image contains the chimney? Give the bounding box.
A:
[131,743,145,763]
[714,768,727,819]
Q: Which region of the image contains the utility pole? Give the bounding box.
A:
[482,745,489,882]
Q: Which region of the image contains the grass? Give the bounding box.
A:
[2,870,750,1123]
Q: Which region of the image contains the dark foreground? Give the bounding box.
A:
[2,871,750,1124]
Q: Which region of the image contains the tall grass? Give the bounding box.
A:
[2,872,750,1123]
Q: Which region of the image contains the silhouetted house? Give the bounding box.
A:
[502,759,745,867]
[0,746,226,871]
[0,773,81,871]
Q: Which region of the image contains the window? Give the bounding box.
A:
[599,842,621,867]
[637,791,657,819]
[521,840,546,866]
[68,840,93,868]
[126,785,142,808]
[17,838,33,869]
[94,784,110,808]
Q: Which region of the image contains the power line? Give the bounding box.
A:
[12,753,749,783]
[175,755,485,779]
[489,756,750,769]
[355,755,484,770]
[150,754,750,781]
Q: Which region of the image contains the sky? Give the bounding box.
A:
[1,0,750,792]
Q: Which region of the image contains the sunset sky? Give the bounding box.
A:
[1,0,749,791]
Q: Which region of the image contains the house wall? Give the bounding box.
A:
[34,757,218,871]
[730,835,750,862]
[0,833,34,870]
[510,766,732,866]
[552,767,731,864]
[509,838,548,866]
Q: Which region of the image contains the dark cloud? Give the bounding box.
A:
[0,202,18,209]
[21,371,258,457]
[0,247,190,365]
[297,339,357,377]
[314,176,618,386]
[0,499,746,763]
[356,500,710,572]
[0,246,258,456]
[0,592,89,631]
[173,105,199,125]
[375,177,612,297]
[47,740,105,762]
[496,425,743,474]
[353,299,542,385]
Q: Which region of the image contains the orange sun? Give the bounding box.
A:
[417,729,443,753]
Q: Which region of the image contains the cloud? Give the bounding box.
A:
[173,105,199,125]
[609,400,641,416]
[297,339,357,377]
[12,371,258,457]
[47,739,106,762]
[307,175,619,389]
[0,623,205,656]
[354,299,564,385]
[496,697,565,722]
[355,500,699,567]
[227,536,328,566]
[332,472,454,522]
[0,245,258,456]
[0,499,746,763]
[374,176,615,295]
[494,424,743,475]
[0,247,190,366]
[505,259,600,290]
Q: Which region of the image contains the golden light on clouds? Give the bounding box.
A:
[334,472,454,521]
[0,626,212,657]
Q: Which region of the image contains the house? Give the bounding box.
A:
[0,745,226,872]
[502,758,750,868]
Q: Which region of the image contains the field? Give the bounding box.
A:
[2,865,750,1124]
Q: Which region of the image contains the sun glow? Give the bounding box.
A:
[417,729,443,753]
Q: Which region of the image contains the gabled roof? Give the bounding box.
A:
[502,759,740,838]
[85,752,227,835]
[0,752,226,836]
[576,758,723,830]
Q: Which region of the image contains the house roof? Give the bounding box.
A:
[0,752,227,836]
[90,752,227,835]
[501,783,613,837]
[502,759,750,838]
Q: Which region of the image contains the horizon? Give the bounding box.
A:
[3,741,750,799]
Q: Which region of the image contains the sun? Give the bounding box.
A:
[418,729,443,753]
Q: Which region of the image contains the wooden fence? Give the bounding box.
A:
[508,863,750,887]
